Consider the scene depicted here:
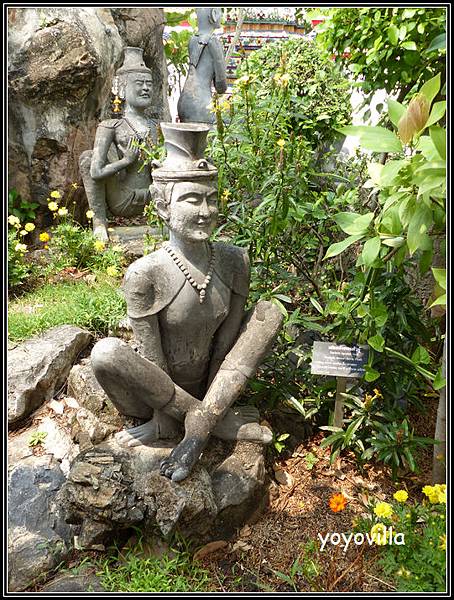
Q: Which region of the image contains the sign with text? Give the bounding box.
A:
[311,342,369,378]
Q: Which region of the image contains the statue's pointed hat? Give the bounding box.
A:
[152,123,217,183]
[116,47,152,75]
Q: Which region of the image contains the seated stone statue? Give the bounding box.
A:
[79,47,157,241]
[177,8,227,124]
[91,123,283,482]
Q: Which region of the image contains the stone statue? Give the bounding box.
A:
[79,47,157,241]
[177,8,227,124]
[91,122,283,482]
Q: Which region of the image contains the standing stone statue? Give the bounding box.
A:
[79,47,157,241]
[177,8,227,124]
[91,122,283,483]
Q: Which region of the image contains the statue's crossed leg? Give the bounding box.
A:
[92,301,283,481]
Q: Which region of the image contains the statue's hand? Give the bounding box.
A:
[122,136,141,165]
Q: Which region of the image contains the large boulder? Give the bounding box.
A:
[58,437,267,549]
[8,324,92,426]
[7,7,169,227]
[8,454,75,592]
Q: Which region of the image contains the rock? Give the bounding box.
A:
[8,325,92,426]
[8,454,75,591]
[67,358,123,438]
[58,437,268,549]
[8,7,169,224]
[42,572,105,592]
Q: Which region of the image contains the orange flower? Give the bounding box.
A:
[329,493,347,512]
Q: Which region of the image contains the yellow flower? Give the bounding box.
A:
[24,222,35,232]
[19,229,28,236]
[39,232,50,243]
[58,207,68,216]
[422,484,446,504]
[50,190,61,199]
[438,490,447,503]
[111,245,123,252]
[396,567,411,578]
[94,240,105,252]
[274,73,290,87]
[236,74,252,86]
[373,388,383,398]
[106,266,118,277]
[374,502,393,519]
[276,139,286,148]
[370,523,389,545]
[8,215,20,226]
[71,182,79,189]
[439,535,446,550]
[14,242,27,252]
[393,490,408,503]
[86,210,94,219]
[48,201,59,211]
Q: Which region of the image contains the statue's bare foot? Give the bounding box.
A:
[213,406,272,443]
[116,412,182,447]
[93,222,109,242]
[160,437,206,482]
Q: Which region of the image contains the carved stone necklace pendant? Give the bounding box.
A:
[164,242,215,303]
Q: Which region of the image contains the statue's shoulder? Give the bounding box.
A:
[122,248,185,318]
[97,118,124,130]
[214,242,250,297]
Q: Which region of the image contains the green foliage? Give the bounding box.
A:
[272,432,290,454]
[95,533,212,593]
[164,10,196,94]
[8,226,33,291]
[28,431,48,446]
[304,452,319,471]
[8,278,126,341]
[271,541,322,592]
[316,8,446,101]
[8,189,39,222]
[320,390,434,478]
[357,489,446,591]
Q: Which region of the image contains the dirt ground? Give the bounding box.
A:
[193,395,439,593]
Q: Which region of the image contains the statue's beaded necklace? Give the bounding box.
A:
[123,116,153,145]
[164,242,215,304]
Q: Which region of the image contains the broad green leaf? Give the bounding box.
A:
[387,99,406,128]
[416,135,442,161]
[387,24,398,45]
[407,204,433,255]
[334,212,374,235]
[411,345,430,365]
[402,41,417,51]
[367,162,383,186]
[380,235,405,248]
[419,73,441,106]
[427,33,446,52]
[379,160,406,186]
[361,236,381,266]
[364,366,380,382]
[432,268,446,290]
[429,126,446,160]
[324,234,364,260]
[425,101,446,128]
[371,303,388,327]
[337,126,402,153]
[368,334,385,352]
[433,367,446,390]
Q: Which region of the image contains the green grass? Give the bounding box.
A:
[95,535,213,593]
[8,276,126,342]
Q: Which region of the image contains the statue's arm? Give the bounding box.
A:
[90,123,137,180]
[129,315,168,373]
[207,290,247,387]
[209,38,227,94]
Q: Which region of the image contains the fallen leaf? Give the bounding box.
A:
[193,540,229,562]
[48,400,65,415]
[274,468,294,487]
[239,525,251,537]
[231,540,253,553]
[64,397,80,409]
[334,469,346,480]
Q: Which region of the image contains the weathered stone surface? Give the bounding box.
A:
[8,325,92,426]
[42,572,105,592]
[67,358,123,432]
[8,7,168,224]
[8,454,74,591]
[58,437,267,549]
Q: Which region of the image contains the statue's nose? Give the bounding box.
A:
[198,199,210,217]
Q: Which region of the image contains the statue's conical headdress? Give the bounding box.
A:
[152,123,218,183]
[116,47,152,76]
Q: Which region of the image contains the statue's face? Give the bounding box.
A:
[164,180,218,242]
[125,72,153,109]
